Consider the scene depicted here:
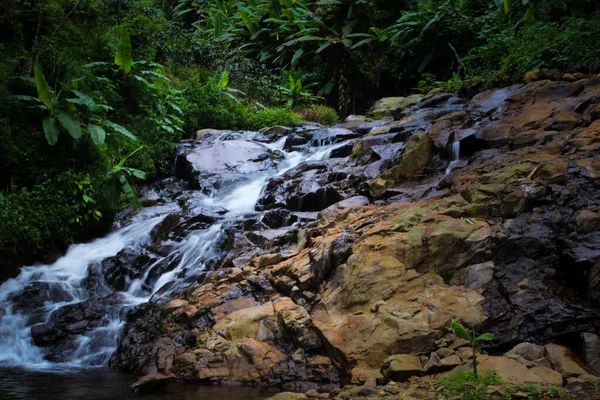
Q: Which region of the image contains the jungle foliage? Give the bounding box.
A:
[1,0,599,260]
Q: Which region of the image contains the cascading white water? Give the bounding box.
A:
[0,217,164,369]
[0,133,350,370]
[445,139,461,175]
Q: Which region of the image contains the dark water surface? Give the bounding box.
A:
[0,368,279,400]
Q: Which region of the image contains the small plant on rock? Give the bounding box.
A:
[438,370,502,400]
[547,385,568,398]
[451,320,494,379]
[523,383,542,398]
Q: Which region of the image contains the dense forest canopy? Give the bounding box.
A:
[1,0,600,266]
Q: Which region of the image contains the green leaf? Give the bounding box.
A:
[34,60,53,112]
[42,117,59,145]
[115,28,133,73]
[451,320,472,341]
[100,120,137,141]
[119,174,138,205]
[475,333,495,342]
[83,61,110,69]
[161,124,175,134]
[131,169,147,180]
[141,70,170,81]
[88,124,106,145]
[218,70,229,89]
[11,95,42,103]
[168,102,183,115]
[292,48,304,64]
[56,110,82,139]
[316,41,333,53]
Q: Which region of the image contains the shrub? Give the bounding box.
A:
[247,108,300,130]
[0,171,111,256]
[297,105,340,126]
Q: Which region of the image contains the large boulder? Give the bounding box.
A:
[369,133,433,196]
[368,95,421,118]
[381,354,424,381]
[174,139,281,193]
[582,333,600,376]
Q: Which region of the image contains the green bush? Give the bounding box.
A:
[0,171,111,255]
[247,108,300,130]
[297,105,340,126]
[500,18,600,76]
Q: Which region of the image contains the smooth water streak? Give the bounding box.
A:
[0,133,350,370]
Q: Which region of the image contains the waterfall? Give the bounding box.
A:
[0,131,351,370]
[445,138,461,175]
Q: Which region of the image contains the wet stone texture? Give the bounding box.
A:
[18,78,600,393]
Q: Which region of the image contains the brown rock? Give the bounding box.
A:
[129,372,176,393]
[213,302,280,341]
[258,253,283,268]
[266,393,308,400]
[530,366,564,386]
[545,344,588,378]
[575,210,600,234]
[439,355,462,368]
[477,355,544,384]
[380,354,424,381]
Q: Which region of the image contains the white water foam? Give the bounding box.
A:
[0,132,347,370]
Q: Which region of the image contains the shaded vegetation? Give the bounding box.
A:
[1,0,599,260]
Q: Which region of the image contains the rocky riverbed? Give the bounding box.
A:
[5,75,600,397]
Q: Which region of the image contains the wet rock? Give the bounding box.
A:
[369,132,433,196]
[101,78,600,392]
[318,196,370,224]
[174,139,279,193]
[582,332,600,375]
[310,127,361,146]
[31,293,126,361]
[262,209,299,229]
[130,372,176,393]
[97,247,151,292]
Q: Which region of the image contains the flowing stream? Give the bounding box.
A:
[0,132,347,392]
[445,138,461,175]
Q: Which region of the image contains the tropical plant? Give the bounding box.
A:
[279,74,322,107]
[61,173,103,225]
[104,146,147,208]
[210,70,246,103]
[14,61,136,146]
[451,320,495,380]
